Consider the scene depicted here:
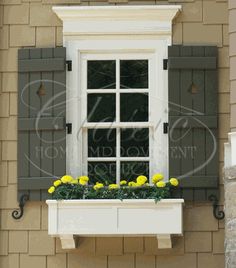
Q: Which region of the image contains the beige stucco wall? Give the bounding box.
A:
[0,0,229,267]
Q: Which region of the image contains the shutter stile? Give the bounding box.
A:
[18,48,66,201]
[168,45,218,201]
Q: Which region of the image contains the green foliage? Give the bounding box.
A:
[51,183,172,202]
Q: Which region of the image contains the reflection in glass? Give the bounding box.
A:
[88,162,116,184]
[120,60,148,89]
[88,129,116,158]
[87,60,116,89]
[87,93,116,122]
[120,161,149,182]
[121,128,149,157]
[120,93,148,122]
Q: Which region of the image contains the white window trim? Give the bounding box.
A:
[53,5,181,182]
[82,52,155,183]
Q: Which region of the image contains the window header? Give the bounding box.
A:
[53,5,181,36]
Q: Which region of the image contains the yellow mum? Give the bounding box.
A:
[71,179,79,184]
[53,179,61,187]
[108,184,119,189]
[156,181,166,188]
[152,173,164,184]
[48,186,55,194]
[128,181,137,187]
[61,175,73,184]
[136,175,147,186]
[169,178,179,187]
[79,178,88,185]
[93,183,104,190]
[79,176,89,182]
[120,180,127,185]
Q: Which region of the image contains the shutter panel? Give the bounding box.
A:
[168,45,218,201]
[18,48,66,201]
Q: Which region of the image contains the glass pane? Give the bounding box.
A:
[120,162,149,182]
[87,93,115,122]
[120,60,148,89]
[88,162,116,185]
[120,93,148,122]
[87,60,116,89]
[121,128,149,157]
[88,129,116,157]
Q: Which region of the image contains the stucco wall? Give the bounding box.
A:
[0,0,228,267]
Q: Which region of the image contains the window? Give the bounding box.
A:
[67,43,169,183]
[81,54,152,184]
[54,5,181,182]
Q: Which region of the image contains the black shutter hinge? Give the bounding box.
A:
[163,59,168,70]
[66,60,72,71]
[66,123,72,134]
[163,122,169,134]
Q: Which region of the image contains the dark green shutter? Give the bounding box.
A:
[18,48,66,201]
[168,45,218,201]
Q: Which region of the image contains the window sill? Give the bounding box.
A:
[46,199,184,249]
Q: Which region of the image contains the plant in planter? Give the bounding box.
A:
[47,174,179,201]
[46,174,183,250]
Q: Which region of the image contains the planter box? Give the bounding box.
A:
[46,199,184,249]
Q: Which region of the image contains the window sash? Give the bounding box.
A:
[65,40,169,182]
[81,53,156,183]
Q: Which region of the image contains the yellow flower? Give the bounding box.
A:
[136,175,147,186]
[108,184,119,189]
[79,178,88,185]
[120,180,127,185]
[61,175,73,184]
[48,186,55,194]
[152,173,164,184]
[156,181,166,188]
[71,179,79,184]
[128,181,137,187]
[93,183,104,190]
[53,180,61,187]
[169,178,179,187]
[79,176,89,182]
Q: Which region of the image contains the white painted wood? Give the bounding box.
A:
[47,201,58,235]
[46,199,184,249]
[60,235,76,249]
[157,234,172,249]
[53,5,182,180]
[229,132,236,166]
[81,52,156,182]
[224,142,231,168]
[65,40,170,179]
[53,6,181,36]
[224,132,236,167]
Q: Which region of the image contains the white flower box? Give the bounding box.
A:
[46,199,184,249]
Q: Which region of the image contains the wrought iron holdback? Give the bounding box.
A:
[208,194,225,220]
[12,194,29,220]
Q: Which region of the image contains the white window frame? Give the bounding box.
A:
[52,5,181,182]
[82,52,157,183]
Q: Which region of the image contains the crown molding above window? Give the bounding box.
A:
[53,5,181,36]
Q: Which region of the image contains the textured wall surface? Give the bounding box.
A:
[224,166,236,268]
[0,0,228,267]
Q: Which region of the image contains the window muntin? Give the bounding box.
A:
[82,54,154,184]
